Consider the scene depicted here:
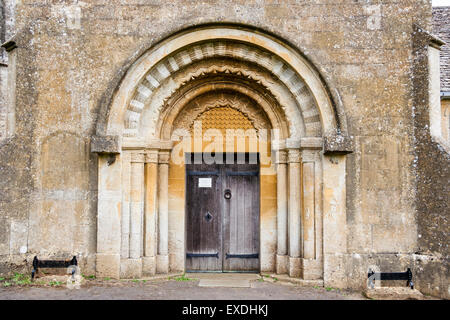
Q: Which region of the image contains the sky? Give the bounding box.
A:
[433,0,450,6]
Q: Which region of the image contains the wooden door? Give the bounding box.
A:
[185,161,222,271]
[222,162,260,272]
[185,153,260,272]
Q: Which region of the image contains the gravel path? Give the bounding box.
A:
[0,277,366,300]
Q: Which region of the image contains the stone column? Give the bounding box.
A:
[323,154,347,287]
[288,148,302,277]
[302,159,315,259]
[276,149,288,274]
[96,154,122,279]
[143,150,158,276]
[156,150,170,273]
[120,152,144,278]
[120,152,131,259]
[129,153,144,258]
[299,148,323,280]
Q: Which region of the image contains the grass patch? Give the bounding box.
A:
[170,274,192,281]
[0,273,67,287]
[131,279,148,283]
[11,273,32,286]
[258,278,264,282]
[49,281,63,287]
[325,287,335,292]
[103,277,111,281]
[83,274,96,280]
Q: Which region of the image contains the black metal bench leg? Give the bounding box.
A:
[407,268,414,289]
[31,256,39,282]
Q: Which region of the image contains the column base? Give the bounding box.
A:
[276,254,288,274]
[142,256,156,276]
[120,258,142,279]
[96,253,120,279]
[300,258,323,280]
[289,257,301,278]
[156,254,169,274]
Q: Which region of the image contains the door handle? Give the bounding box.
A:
[224,189,232,199]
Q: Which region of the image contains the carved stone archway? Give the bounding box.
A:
[92,25,353,286]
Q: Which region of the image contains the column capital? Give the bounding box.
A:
[275,150,288,164]
[130,152,145,163]
[158,150,171,164]
[145,149,159,163]
[287,148,301,163]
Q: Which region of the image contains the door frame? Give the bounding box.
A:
[184,152,261,273]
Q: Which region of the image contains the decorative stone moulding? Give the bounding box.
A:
[323,134,354,154]
[91,135,121,154]
[158,74,289,141]
[122,41,323,140]
[172,91,272,135]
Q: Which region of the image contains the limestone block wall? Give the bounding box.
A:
[411,25,449,299]
[0,0,445,297]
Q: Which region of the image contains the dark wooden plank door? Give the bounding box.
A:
[185,161,222,271]
[185,154,260,272]
[222,162,260,272]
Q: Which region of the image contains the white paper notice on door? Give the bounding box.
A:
[198,178,212,188]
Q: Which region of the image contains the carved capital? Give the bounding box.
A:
[130,152,145,163]
[275,150,288,164]
[287,149,301,163]
[158,151,171,164]
[145,150,159,164]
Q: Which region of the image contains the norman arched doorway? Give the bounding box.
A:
[92,25,353,284]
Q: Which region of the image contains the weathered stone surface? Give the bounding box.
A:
[96,254,120,280]
[364,288,424,300]
[0,0,447,299]
[120,258,142,279]
[91,135,121,154]
[323,135,354,154]
[412,23,450,300]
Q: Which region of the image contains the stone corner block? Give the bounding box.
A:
[288,257,301,278]
[120,258,143,279]
[276,254,289,275]
[96,253,120,279]
[363,287,424,300]
[300,258,323,280]
[323,135,354,155]
[91,135,121,154]
[142,256,156,276]
[156,254,169,274]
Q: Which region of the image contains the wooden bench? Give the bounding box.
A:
[367,268,414,289]
[31,256,78,281]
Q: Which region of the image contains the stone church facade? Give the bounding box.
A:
[0,1,448,298]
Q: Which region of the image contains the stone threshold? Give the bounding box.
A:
[121,272,184,281]
[121,272,325,287]
[263,274,324,287]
